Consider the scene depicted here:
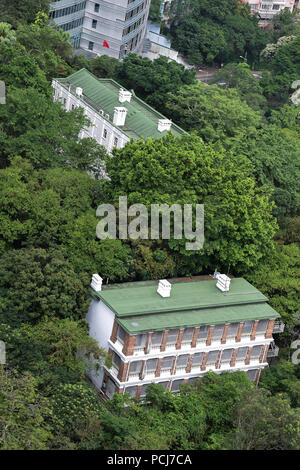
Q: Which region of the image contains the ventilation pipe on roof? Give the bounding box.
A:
[158,119,172,132]
[157,279,172,298]
[75,87,83,97]
[216,274,231,292]
[119,88,132,103]
[113,106,127,126]
[91,274,103,292]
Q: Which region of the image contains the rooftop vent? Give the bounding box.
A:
[216,274,231,292]
[91,273,103,292]
[158,119,172,132]
[75,87,83,97]
[113,106,127,126]
[119,88,132,103]
[157,279,171,298]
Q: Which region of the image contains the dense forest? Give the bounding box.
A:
[0,0,299,450]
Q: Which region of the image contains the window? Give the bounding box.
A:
[192,352,204,367]
[63,98,67,107]
[227,323,239,338]
[182,328,194,344]
[125,386,137,397]
[129,360,142,376]
[212,324,225,340]
[171,379,184,392]
[145,358,158,374]
[114,137,118,147]
[250,345,263,359]
[241,321,254,336]
[140,383,150,397]
[166,329,179,347]
[151,331,163,346]
[220,348,233,364]
[117,325,126,344]
[272,4,280,10]
[247,369,258,381]
[92,19,97,28]
[158,381,169,390]
[112,352,121,370]
[94,3,100,12]
[236,347,248,361]
[134,334,147,349]
[176,354,189,369]
[206,350,219,366]
[103,128,107,139]
[88,41,94,51]
[71,104,75,110]
[256,319,268,334]
[197,325,209,343]
[161,356,173,372]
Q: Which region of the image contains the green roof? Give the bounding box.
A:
[90,277,280,334]
[55,68,185,140]
[93,278,268,317]
[118,303,280,334]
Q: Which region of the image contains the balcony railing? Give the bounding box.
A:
[268,342,279,358]
[273,321,285,334]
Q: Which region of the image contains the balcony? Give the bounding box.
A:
[273,321,285,334]
[267,341,279,358]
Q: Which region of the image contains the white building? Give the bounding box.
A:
[49,0,151,59]
[52,68,184,154]
[86,274,283,399]
[244,0,295,24]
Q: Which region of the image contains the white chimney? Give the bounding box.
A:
[113,107,127,126]
[158,119,172,132]
[216,274,231,292]
[75,87,83,97]
[157,279,172,298]
[119,88,132,103]
[91,274,103,292]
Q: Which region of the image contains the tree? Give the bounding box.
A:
[0,248,89,327]
[0,1,50,28]
[228,388,300,450]
[0,22,16,45]
[212,62,267,111]
[0,88,98,169]
[115,53,196,112]
[165,82,262,146]
[259,361,300,408]
[231,124,300,216]
[105,133,277,274]
[246,243,300,344]
[0,367,52,450]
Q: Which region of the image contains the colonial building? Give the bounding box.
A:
[52,68,184,154]
[86,274,283,399]
[49,0,151,59]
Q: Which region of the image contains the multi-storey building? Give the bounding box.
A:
[49,0,151,59]
[86,274,283,399]
[244,0,295,22]
[52,68,184,154]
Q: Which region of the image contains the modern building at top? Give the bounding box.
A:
[49,0,151,59]
[242,0,295,24]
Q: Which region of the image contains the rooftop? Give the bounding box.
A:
[54,68,185,140]
[90,277,280,333]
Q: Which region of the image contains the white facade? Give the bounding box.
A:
[50,0,151,59]
[52,79,130,153]
[244,0,295,21]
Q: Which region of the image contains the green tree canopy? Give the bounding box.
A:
[105,133,277,274]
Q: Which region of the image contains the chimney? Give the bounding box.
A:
[158,119,172,132]
[75,87,83,97]
[91,274,103,292]
[119,88,132,103]
[157,279,172,298]
[216,274,231,292]
[113,106,127,126]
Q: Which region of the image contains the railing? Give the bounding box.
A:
[268,342,279,358]
[273,321,285,333]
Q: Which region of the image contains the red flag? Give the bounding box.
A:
[103,40,109,48]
